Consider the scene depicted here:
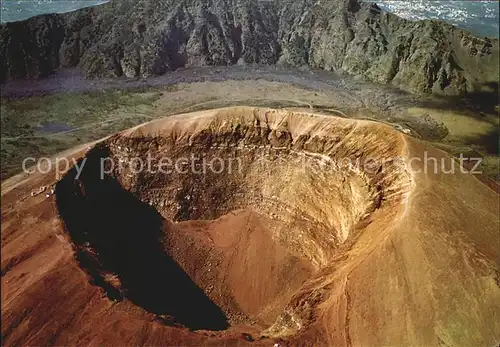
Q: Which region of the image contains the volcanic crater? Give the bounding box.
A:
[54,107,413,339]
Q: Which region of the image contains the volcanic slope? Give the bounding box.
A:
[1,107,499,346]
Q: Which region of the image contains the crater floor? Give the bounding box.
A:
[2,107,499,347]
[56,107,411,337]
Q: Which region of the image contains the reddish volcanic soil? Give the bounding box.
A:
[2,107,499,346]
[168,210,314,328]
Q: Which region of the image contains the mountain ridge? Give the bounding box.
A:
[0,0,498,95]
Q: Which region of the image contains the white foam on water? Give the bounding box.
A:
[373,0,499,38]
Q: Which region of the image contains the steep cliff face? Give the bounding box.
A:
[0,14,64,81]
[1,0,498,95]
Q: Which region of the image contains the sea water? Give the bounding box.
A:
[1,0,110,23]
[374,0,499,38]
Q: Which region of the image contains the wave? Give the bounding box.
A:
[374,0,499,38]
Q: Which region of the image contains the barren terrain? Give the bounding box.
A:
[1,0,499,344]
[2,107,499,346]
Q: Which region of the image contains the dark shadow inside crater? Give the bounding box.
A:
[55,145,229,331]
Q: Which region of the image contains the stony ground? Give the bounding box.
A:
[2,107,499,346]
[2,0,498,96]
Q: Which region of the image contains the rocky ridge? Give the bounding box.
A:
[0,0,498,95]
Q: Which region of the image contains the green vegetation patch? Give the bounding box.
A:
[0,89,162,180]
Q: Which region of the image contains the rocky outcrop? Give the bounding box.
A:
[1,0,498,95]
[0,14,64,80]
